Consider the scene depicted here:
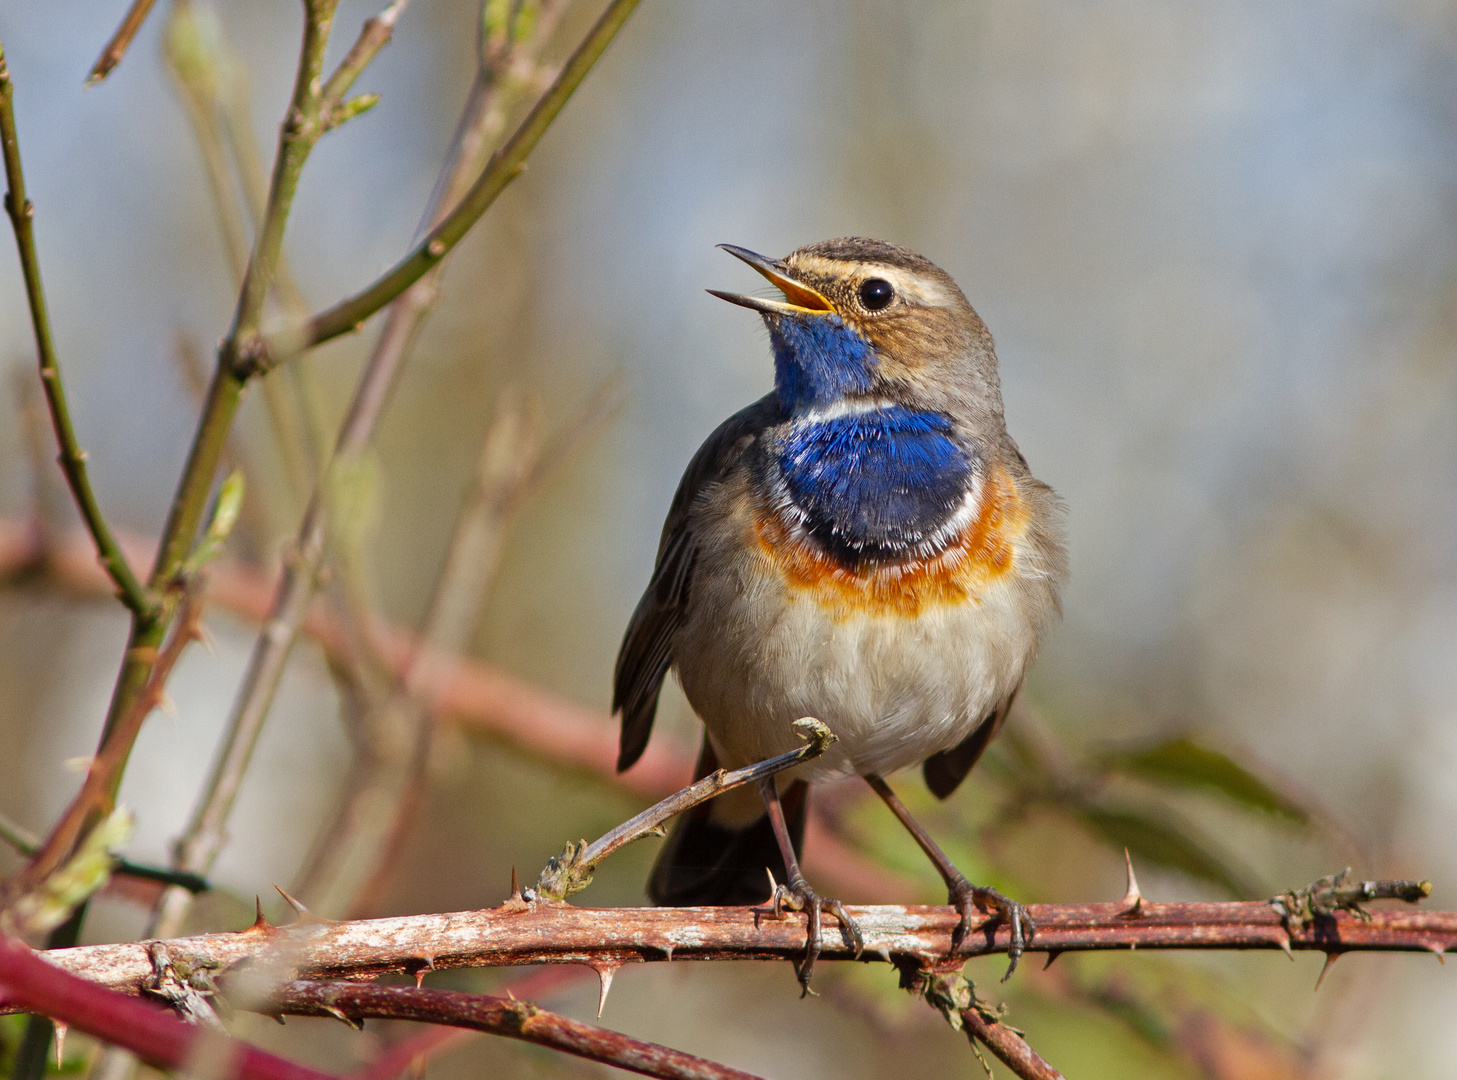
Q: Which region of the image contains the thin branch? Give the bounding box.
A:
[36,891,1456,996]
[290,389,547,916]
[315,0,408,128]
[151,0,607,935]
[259,0,644,371]
[86,0,161,85]
[0,43,155,618]
[263,981,769,1080]
[163,3,322,507]
[958,1007,1065,1080]
[0,934,343,1080]
[536,719,836,900]
[9,589,208,897]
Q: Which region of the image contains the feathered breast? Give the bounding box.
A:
[754,461,1028,619]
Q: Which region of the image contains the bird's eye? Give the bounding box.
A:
[858,277,894,311]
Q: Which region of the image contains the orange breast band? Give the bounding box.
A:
[753,467,1028,618]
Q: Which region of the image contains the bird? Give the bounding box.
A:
[613,238,1066,991]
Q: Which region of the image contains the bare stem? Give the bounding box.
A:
[152,0,608,934]
[290,390,545,916]
[260,0,643,369]
[958,1007,1066,1080]
[536,719,837,900]
[0,43,155,618]
[263,981,769,1080]
[86,0,162,85]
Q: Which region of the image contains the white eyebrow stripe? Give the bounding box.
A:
[788,256,957,309]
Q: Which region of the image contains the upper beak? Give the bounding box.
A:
[707,244,835,316]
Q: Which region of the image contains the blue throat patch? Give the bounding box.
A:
[777,406,974,565]
[768,314,877,413]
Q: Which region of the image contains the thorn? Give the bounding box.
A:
[663,943,674,962]
[1277,934,1294,961]
[1428,944,1446,966]
[593,962,619,1018]
[1117,848,1144,916]
[195,621,217,655]
[242,897,277,935]
[54,1022,66,1068]
[510,867,522,902]
[274,884,311,918]
[505,988,516,1001]
[1042,950,1063,970]
[157,690,180,721]
[323,1005,364,1030]
[413,955,435,988]
[1314,951,1342,991]
[764,866,779,903]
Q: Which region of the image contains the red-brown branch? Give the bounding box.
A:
[0,934,340,1080]
[6,586,207,902]
[28,898,1456,998]
[266,980,767,1080]
[959,1008,1066,1080]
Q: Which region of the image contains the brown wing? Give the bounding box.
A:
[922,686,1020,799]
[614,395,783,772]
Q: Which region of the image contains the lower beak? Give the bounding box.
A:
[708,244,835,316]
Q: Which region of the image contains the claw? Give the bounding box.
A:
[949,879,1035,981]
[756,872,862,995]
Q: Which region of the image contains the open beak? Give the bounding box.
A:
[707,244,835,316]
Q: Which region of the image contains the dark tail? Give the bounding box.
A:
[648,740,806,906]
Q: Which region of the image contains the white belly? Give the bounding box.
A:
[674,558,1039,782]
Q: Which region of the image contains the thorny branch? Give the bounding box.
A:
[0,43,155,618]
[263,981,769,1080]
[34,887,1453,996]
[5,930,750,1080]
[959,1007,1066,1080]
[0,933,338,1080]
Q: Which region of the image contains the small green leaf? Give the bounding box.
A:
[8,807,134,937]
[1101,737,1311,826]
[1075,805,1263,899]
[325,93,381,132]
[180,470,245,579]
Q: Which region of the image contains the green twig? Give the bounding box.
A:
[0,44,157,619]
[256,0,643,371]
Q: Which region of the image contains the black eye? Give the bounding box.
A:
[858,277,894,311]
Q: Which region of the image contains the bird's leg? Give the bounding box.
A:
[755,776,863,994]
[864,774,1033,980]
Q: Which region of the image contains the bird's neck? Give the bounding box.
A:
[775,403,977,567]
[769,316,877,414]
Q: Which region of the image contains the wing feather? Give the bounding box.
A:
[922,686,1020,799]
[614,395,783,772]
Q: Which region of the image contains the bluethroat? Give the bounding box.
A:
[614,238,1066,990]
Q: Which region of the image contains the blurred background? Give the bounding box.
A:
[1,0,1455,1077]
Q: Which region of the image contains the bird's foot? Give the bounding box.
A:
[757,870,864,995]
[949,876,1035,982]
